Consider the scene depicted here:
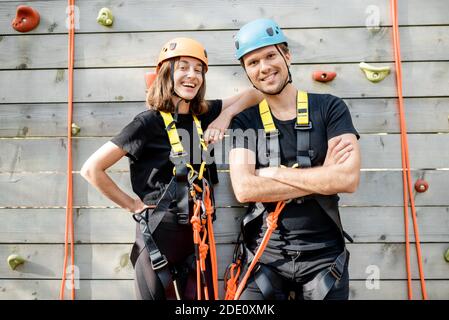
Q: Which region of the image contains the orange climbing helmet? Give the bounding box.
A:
[157,37,208,72]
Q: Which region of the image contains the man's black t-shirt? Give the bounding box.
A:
[231,93,359,252]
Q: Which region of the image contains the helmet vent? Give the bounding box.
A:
[235,40,240,50]
[169,42,177,50]
[266,27,274,36]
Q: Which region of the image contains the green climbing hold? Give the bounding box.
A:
[444,248,449,263]
[7,254,25,270]
[96,8,114,27]
[71,123,81,136]
[359,62,390,83]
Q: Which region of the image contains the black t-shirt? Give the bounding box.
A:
[231,93,360,252]
[111,100,222,205]
[111,100,222,263]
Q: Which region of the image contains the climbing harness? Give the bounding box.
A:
[225,91,352,300]
[391,0,427,300]
[132,109,218,300]
[60,0,76,300]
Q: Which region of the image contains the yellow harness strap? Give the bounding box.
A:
[160,111,208,178]
[296,91,310,128]
[258,91,310,134]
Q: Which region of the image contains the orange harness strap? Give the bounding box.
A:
[190,182,219,300]
[232,201,286,300]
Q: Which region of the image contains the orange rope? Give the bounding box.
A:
[60,0,75,300]
[233,201,286,300]
[189,181,219,300]
[204,184,219,299]
[224,261,241,300]
[191,202,203,299]
[391,0,427,300]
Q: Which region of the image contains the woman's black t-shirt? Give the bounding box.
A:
[111,100,222,205]
[111,100,222,263]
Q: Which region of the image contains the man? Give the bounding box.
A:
[228,19,361,300]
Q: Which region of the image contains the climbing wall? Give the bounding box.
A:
[0,0,448,299]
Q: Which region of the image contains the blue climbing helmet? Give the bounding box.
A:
[234,19,288,60]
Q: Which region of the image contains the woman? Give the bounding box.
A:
[80,37,261,300]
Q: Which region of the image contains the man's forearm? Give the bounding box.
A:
[231,171,311,203]
[264,165,358,195]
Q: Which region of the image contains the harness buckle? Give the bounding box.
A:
[294,121,312,130]
[150,250,169,271]
[265,129,280,138]
[329,263,343,281]
[177,212,189,225]
[169,151,188,165]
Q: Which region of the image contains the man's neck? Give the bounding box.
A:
[264,84,298,120]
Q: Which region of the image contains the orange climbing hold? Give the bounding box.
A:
[11,5,40,33]
[144,72,157,89]
[414,179,429,193]
[312,71,336,82]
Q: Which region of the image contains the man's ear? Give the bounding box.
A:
[284,51,292,66]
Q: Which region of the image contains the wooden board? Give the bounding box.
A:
[2,26,449,69]
[2,0,448,36]
[1,243,448,280]
[0,134,447,172]
[1,98,449,138]
[349,280,449,300]
[0,207,245,244]
[2,62,449,103]
[0,279,447,300]
[0,279,135,300]
[0,170,448,207]
[1,206,448,244]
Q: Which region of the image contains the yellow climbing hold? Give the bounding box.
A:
[444,248,449,262]
[71,123,81,136]
[7,254,25,270]
[359,62,390,83]
[96,8,114,27]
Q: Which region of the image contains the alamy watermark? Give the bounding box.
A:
[365,265,380,290]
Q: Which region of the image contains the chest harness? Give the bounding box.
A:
[132,111,218,300]
[225,91,353,300]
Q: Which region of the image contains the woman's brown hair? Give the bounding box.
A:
[146,58,209,115]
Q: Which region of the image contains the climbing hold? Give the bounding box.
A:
[414,179,429,193]
[71,123,81,136]
[312,71,336,82]
[445,248,449,262]
[144,72,157,89]
[96,8,114,27]
[7,254,25,270]
[11,5,40,33]
[359,62,390,83]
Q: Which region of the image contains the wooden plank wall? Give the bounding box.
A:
[0,0,448,300]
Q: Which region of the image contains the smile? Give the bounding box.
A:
[261,72,277,82]
[182,82,197,88]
